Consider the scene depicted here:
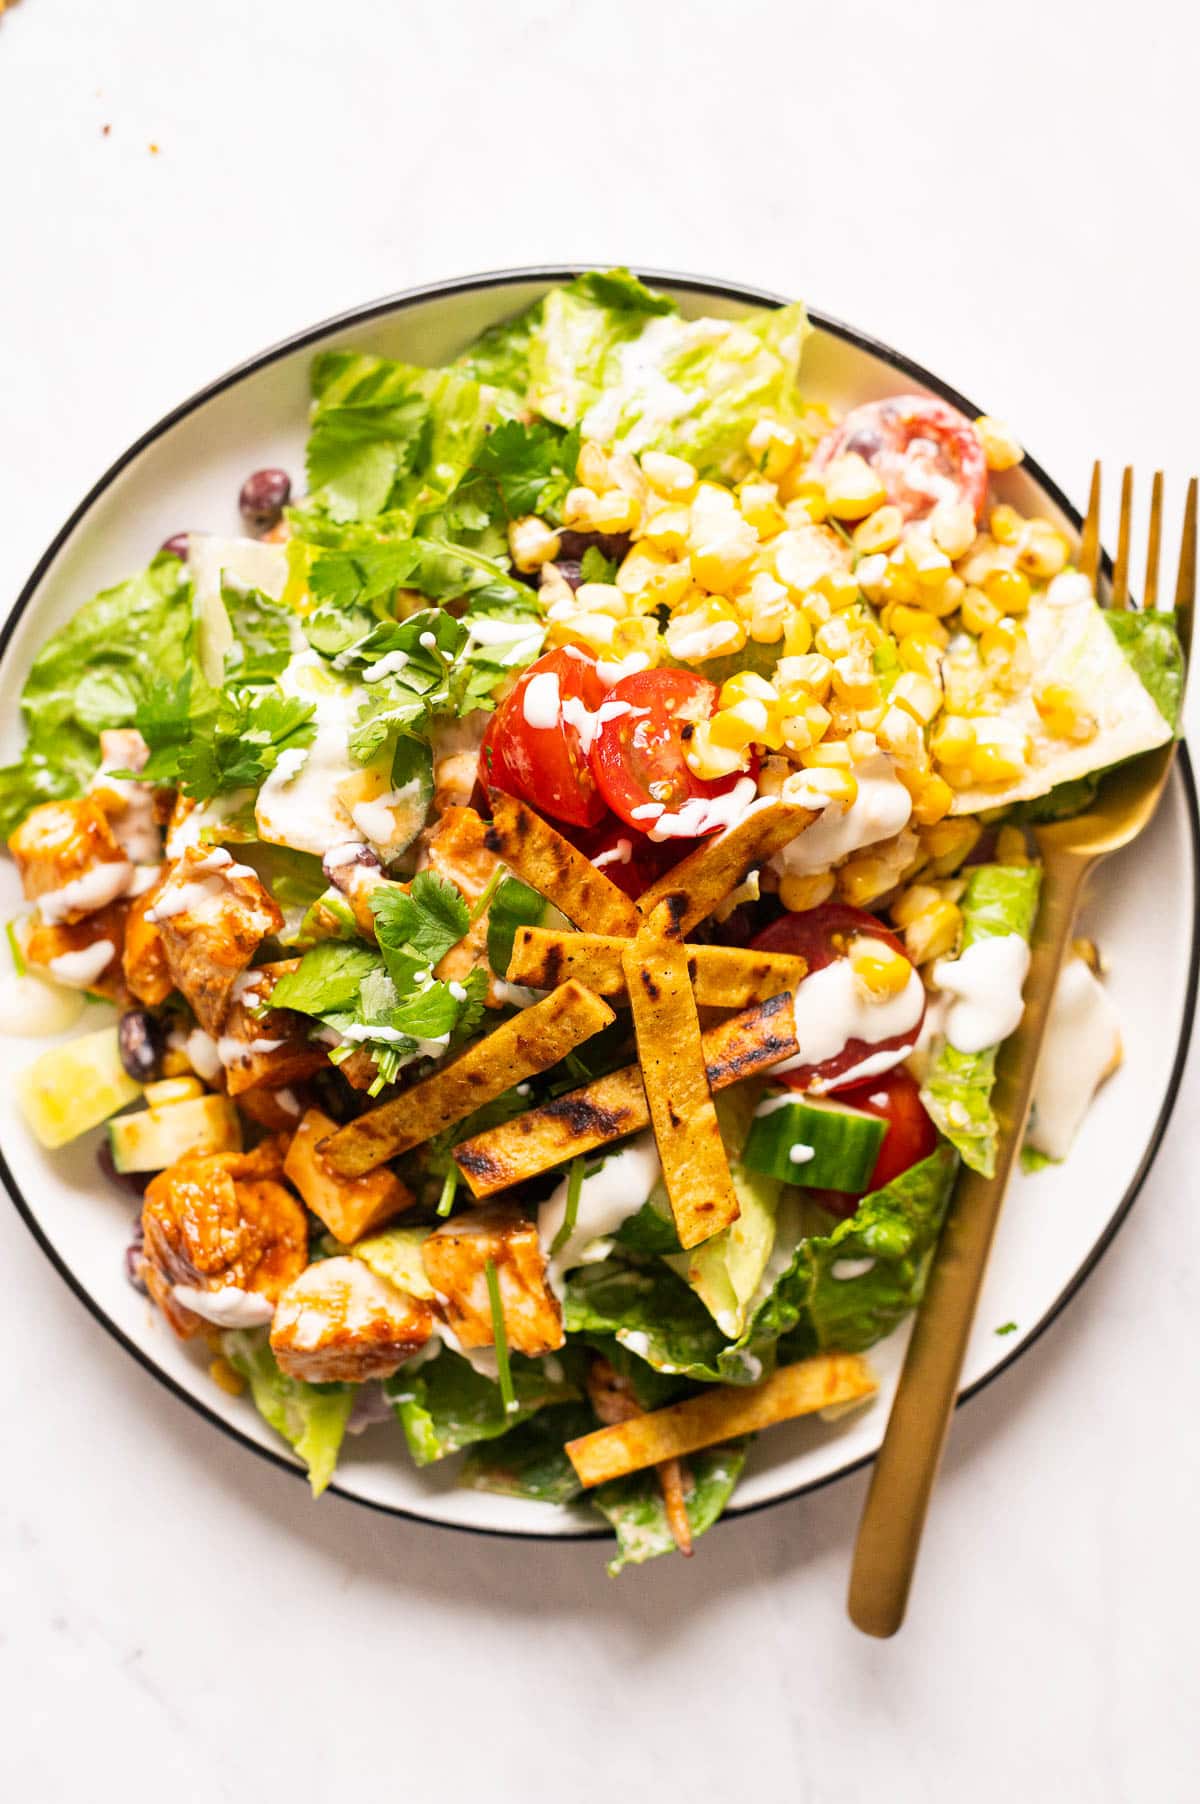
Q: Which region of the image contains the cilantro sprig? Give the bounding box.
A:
[131,672,317,800]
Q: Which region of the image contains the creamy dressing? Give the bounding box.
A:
[774,959,926,1079]
[647,775,759,842]
[216,1034,284,1065]
[830,1257,876,1281]
[667,619,742,660]
[1027,954,1122,1160]
[186,1029,223,1083]
[255,648,363,857]
[558,696,636,756]
[521,670,561,730]
[350,786,418,848]
[149,875,227,923]
[91,772,162,864]
[0,966,87,1037]
[593,838,632,869]
[46,940,115,988]
[787,1143,815,1165]
[539,1135,661,1299]
[171,1284,275,1329]
[37,860,134,924]
[165,790,254,859]
[361,648,411,683]
[773,753,912,878]
[931,934,1030,1054]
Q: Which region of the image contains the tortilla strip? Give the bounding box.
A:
[507,926,807,1009]
[636,801,814,934]
[320,981,615,1178]
[622,900,739,1250]
[565,1354,879,1487]
[484,791,640,935]
[454,990,797,1197]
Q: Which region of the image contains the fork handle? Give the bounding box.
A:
[847,845,1094,1638]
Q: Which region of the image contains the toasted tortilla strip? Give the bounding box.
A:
[507,926,806,1009]
[565,1354,878,1487]
[484,791,639,935]
[454,990,797,1197]
[636,801,814,934]
[320,981,615,1177]
[622,900,739,1250]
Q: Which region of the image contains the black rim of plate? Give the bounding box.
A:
[1,265,1196,1545]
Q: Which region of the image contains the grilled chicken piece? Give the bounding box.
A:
[22,901,127,1001]
[151,846,283,1033]
[90,728,163,865]
[140,1139,307,1339]
[430,713,487,815]
[422,1204,564,1355]
[270,1257,434,1382]
[218,961,327,1097]
[122,874,173,1005]
[9,798,132,922]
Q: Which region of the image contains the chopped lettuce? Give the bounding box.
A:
[593,1444,747,1575]
[221,1328,354,1497]
[1105,608,1185,729]
[0,552,193,837]
[460,1401,596,1503]
[384,1346,582,1466]
[664,1090,782,1339]
[920,863,1042,1175]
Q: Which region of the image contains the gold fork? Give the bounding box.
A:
[848,464,1196,1639]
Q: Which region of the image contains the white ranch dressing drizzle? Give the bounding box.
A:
[773,960,926,1082]
[46,940,116,988]
[647,775,760,842]
[521,670,561,730]
[772,753,912,878]
[539,1135,661,1300]
[931,934,1030,1055]
[171,1285,275,1329]
[36,860,134,924]
[1026,954,1122,1161]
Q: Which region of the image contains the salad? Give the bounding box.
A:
[0,271,1184,1573]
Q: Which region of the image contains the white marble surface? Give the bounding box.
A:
[1,1,1198,1798]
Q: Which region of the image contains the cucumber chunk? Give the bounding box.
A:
[18,1026,143,1150]
[744,1094,886,1191]
[108,1094,242,1173]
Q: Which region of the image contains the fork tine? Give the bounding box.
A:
[1111,466,1134,608]
[1173,476,1196,666]
[1144,471,1164,609]
[1079,461,1102,586]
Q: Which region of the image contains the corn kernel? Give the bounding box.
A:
[1034,681,1098,742]
[563,486,600,530]
[737,478,786,538]
[832,654,881,709]
[919,817,982,875]
[929,499,977,560]
[209,1356,246,1398]
[776,606,813,657]
[856,551,889,600]
[640,450,698,500]
[889,882,940,929]
[1016,521,1069,579]
[881,557,920,605]
[144,1075,206,1107]
[908,771,955,826]
[161,1047,194,1078]
[777,652,833,701]
[507,514,561,573]
[779,474,828,518]
[901,898,962,965]
[639,505,692,556]
[780,699,831,754]
[747,421,801,482]
[720,671,779,709]
[931,716,977,764]
[801,737,853,769]
[778,870,836,912]
[814,614,854,658]
[611,615,663,663]
[684,719,751,781]
[574,581,626,618]
[664,597,746,662]
[606,449,647,503]
[975,415,1023,471]
[886,604,950,647]
[592,488,640,534]
[801,591,833,629]
[576,441,614,492]
[708,700,769,751]
[905,533,954,589]
[980,616,1025,662]
[795,764,858,806]
[823,453,887,520]
[957,539,1006,586]
[897,632,946,678]
[742,573,792,643]
[960,586,1001,635]
[995,825,1032,865]
[539,562,576,610]
[849,936,914,1000]
[877,703,924,763]
[691,528,757,594]
[546,610,617,653]
[892,670,943,725]
[968,722,1029,783]
[989,504,1024,546]
[854,505,904,556]
[983,566,1031,614]
[837,854,902,909]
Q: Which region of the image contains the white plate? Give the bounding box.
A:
[1,269,1195,1542]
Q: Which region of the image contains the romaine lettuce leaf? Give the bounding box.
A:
[221,1328,354,1496]
[0,553,193,837]
[593,1444,747,1575]
[460,1401,596,1503]
[384,1346,583,1465]
[1105,608,1184,729]
[920,863,1042,1175]
[664,1089,782,1339]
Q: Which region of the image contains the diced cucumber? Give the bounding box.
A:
[486,875,548,977]
[108,1094,242,1173]
[744,1094,886,1191]
[18,1026,143,1150]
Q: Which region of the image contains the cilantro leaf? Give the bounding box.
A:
[133,678,316,801]
[579,545,617,583]
[472,420,581,521]
[269,942,385,1015]
[370,869,470,974]
[221,584,294,683]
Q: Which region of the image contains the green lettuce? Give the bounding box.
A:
[221,1328,354,1497]
[0,553,193,837]
[593,1444,747,1575]
[920,863,1042,1175]
[384,1346,582,1466]
[460,1401,596,1503]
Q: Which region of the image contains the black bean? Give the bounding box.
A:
[118,1009,166,1084]
[160,533,191,559]
[239,468,291,533]
[555,529,633,565]
[552,558,584,592]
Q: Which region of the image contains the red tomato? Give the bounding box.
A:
[751,902,925,1094]
[812,395,988,523]
[480,649,609,829]
[559,815,689,901]
[803,1069,938,1220]
[589,668,751,836]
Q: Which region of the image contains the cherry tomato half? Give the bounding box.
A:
[803,1069,939,1220]
[812,395,988,523]
[751,902,925,1094]
[589,668,751,836]
[480,648,609,829]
